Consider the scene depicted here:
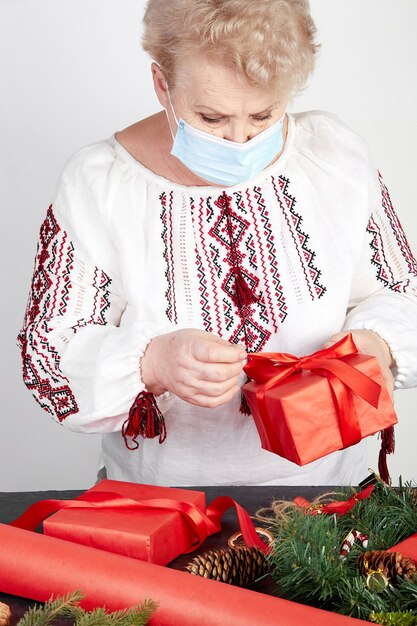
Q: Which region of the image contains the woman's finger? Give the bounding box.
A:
[192,338,246,364]
[183,386,241,409]
[194,359,244,383]
[181,375,241,398]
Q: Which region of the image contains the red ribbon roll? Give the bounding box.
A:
[244,334,381,450]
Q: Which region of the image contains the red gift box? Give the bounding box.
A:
[43,479,206,565]
[243,335,397,466]
[388,532,417,561]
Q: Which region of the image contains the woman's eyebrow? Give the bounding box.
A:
[194,105,229,116]
[249,105,278,116]
[195,104,277,116]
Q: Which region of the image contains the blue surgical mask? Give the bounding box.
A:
[166,94,285,187]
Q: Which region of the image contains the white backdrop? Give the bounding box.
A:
[1,0,416,491]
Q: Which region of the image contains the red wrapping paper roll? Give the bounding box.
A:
[0,523,363,625]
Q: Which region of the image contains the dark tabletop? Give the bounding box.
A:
[0,486,327,625]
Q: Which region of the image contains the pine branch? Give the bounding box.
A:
[71,600,157,626]
[269,509,348,604]
[266,480,417,619]
[335,482,417,550]
[16,592,157,626]
[331,575,390,619]
[369,610,417,625]
[16,592,83,626]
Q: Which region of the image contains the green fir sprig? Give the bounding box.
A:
[16,592,157,626]
[335,481,417,549]
[266,479,417,622]
[369,610,417,625]
[16,592,83,626]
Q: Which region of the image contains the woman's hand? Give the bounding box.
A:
[141,329,247,408]
[324,329,395,398]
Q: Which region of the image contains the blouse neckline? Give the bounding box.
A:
[108,113,295,194]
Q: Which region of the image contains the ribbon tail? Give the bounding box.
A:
[206,496,271,554]
[322,370,362,449]
[10,499,72,530]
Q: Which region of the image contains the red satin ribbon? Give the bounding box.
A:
[10,491,271,555]
[244,334,381,449]
[294,483,375,516]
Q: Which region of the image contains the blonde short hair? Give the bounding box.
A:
[142,0,319,95]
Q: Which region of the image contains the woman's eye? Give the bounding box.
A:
[200,115,223,124]
[252,113,273,122]
[199,113,273,124]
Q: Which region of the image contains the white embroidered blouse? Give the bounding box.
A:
[17,111,417,486]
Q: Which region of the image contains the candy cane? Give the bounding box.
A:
[340,530,369,559]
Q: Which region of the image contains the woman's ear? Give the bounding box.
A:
[151,62,169,108]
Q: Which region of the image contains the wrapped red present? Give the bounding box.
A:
[388,532,417,561]
[43,480,206,565]
[11,480,269,567]
[243,335,397,473]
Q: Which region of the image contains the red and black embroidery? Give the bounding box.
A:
[211,192,259,307]
[159,192,178,324]
[186,184,297,354]
[159,176,328,354]
[197,196,224,335]
[378,172,417,276]
[205,191,273,353]
[367,173,417,292]
[366,215,394,288]
[17,205,112,423]
[272,175,326,300]
[251,186,287,329]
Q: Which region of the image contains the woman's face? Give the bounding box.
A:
[155,53,288,144]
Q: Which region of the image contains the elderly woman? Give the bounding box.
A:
[18,0,417,486]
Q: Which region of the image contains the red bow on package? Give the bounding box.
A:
[243,334,396,481]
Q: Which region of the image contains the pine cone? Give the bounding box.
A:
[410,487,417,508]
[185,545,269,587]
[0,602,11,626]
[357,550,417,584]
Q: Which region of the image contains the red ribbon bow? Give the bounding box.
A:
[244,334,381,450]
[294,483,375,516]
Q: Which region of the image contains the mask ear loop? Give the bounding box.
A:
[160,70,179,141]
[164,89,180,141]
[153,61,179,140]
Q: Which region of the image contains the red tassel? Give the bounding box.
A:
[239,390,251,415]
[378,426,395,484]
[122,391,167,451]
[239,378,252,415]
[217,191,258,308]
[233,269,258,307]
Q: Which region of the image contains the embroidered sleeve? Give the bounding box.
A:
[17,204,167,443]
[365,173,417,294]
[344,172,417,388]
